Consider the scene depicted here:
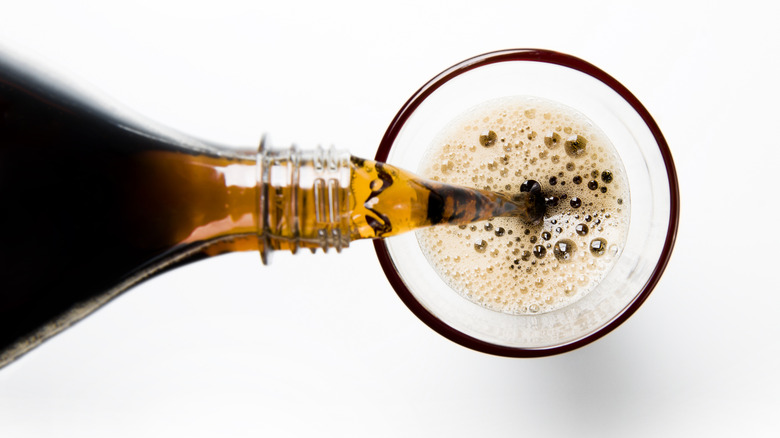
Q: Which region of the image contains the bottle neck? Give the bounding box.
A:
[164,139,355,265]
[257,138,353,264]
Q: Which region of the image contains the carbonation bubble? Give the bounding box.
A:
[495,227,506,237]
[533,245,547,259]
[564,135,587,157]
[601,170,613,183]
[566,162,575,171]
[573,175,582,184]
[570,197,582,208]
[590,238,607,256]
[549,176,558,186]
[575,224,589,236]
[541,231,551,241]
[484,223,493,231]
[519,179,541,193]
[600,187,607,193]
[553,239,576,262]
[474,239,488,253]
[479,130,497,147]
[588,180,598,190]
[591,170,599,178]
[545,196,559,207]
[544,132,561,148]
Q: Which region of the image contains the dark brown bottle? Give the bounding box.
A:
[0,52,544,368]
[0,53,271,367]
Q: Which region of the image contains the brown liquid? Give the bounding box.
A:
[0,55,542,366]
[349,157,537,239]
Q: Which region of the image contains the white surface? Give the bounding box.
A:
[1,1,778,437]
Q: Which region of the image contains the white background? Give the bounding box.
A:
[1,1,779,437]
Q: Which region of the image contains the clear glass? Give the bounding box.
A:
[374,49,679,356]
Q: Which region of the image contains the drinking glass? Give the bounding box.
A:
[373,49,679,356]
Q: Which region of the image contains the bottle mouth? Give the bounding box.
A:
[373,49,679,357]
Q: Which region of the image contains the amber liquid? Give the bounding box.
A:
[0,55,539,366]
[347,157,531,239]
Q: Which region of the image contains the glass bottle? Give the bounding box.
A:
[0,53,544,368]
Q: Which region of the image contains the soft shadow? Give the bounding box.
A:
[490,327,663,435]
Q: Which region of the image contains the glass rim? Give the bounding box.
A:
[373,48,680,357]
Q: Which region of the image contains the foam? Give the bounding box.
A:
[415,96,630,315]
